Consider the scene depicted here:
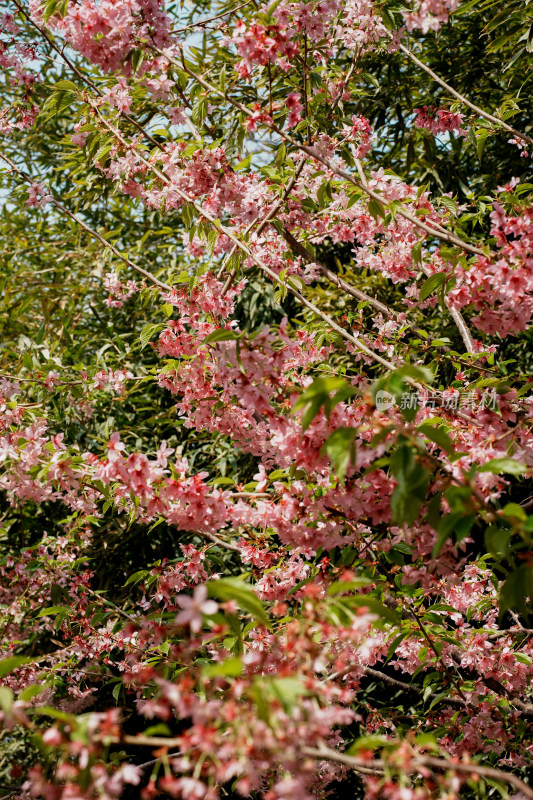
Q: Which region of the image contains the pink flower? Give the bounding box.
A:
[43,371,60,389]
[175,778,207,800]
[168,106,187,125]
[253,465,268,491]
[93,370,108,389]
[156,440,174,468]
[100,79,132,114]
[285,91,303,127]
[175,584,218,633]
[414,105,466,136]
[108,432,126,456]
[26,182,52,208]
[0,12,19,34]
[116,764,142,785]
[42,727,62,746]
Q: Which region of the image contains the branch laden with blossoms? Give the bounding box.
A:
[1,0,533,799]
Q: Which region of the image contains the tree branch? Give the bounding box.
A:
[0,151,172,292]
[302,745,533,799]
[152,44,486,257]
[398,43,533,148]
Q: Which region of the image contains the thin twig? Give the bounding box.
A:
[353,153,475,353]
[0,152,172,292]
[201,531,242,553]
[169,1,253,34]
[281,227,494,372]
[84,586,139,622]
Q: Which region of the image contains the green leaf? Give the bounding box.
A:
[485,526,511,557]
[181,203,195,228]
[261,165,282,181]
[94,144,113,166]
[428,690,454,710]
[438,196,458,214]
[317,181,332,208]
[124,570,149,587]
[419,272,447,302]
[208,578,270,627]
[347,734,388,754]
[265,0,285,21]
[140,322,165,349]
[203,656,243,678]
[56,0,70,16]
[411,239,423,265]
[235,153,252,171]
[42,0,61,22]
[142,723,172,736]
[269,676,308,709]
[37,606,69,617]
[327,577,371,595]
[51,583,66,605]
[390,444,430,525]
[336,595,399,623]
[385,631,411,662]
[287,275,305,294]
[0,686,13,713]
[372,366,434,405]
[418,423,454,455]
[52,79,78,94]
[322,427,357,481]
[476,128,491,159]
[500,566,533,614]
[19,684,47,702]
[478,457,527,476]
[368,198,385,220]
[191,98,208,125]
[205,230,219,259]
[203,328,240,344]
[131,49,145,75]
[0,656,29,678]
[218,64,227,91]
[293,377,356,432]
[211,476,235,487]
[432,513,475,557]
[30,706,74,722]
[501,502,527,521]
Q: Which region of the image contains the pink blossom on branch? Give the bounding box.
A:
[414,105,467,136]
[175,584,218,632]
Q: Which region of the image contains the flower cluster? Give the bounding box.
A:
[414,105,467,136]
[2,0,533,798]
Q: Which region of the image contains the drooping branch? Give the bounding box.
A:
[352,153,476,353]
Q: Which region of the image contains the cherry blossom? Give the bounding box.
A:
[175,584,219,632]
